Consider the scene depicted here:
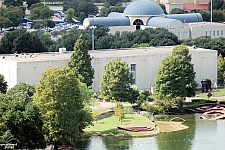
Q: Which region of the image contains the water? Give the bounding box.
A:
[75,114,225,150]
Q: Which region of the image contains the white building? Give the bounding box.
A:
[83,0,225,40]
[0,46,217,92]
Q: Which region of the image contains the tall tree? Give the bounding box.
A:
[0,93,46,149]
[68,34,94,87]
[154,45,197,100]
[0,74,7,94]
[114,102,125,124]
[100,58,134,103]
[218,54,225,85]
[33,67,93,143]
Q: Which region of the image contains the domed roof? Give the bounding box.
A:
[123,0,164,16]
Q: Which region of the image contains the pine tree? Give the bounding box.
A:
[68,34,94,87]
[154,45,197,100]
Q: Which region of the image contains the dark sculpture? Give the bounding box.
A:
[201,79,212,93]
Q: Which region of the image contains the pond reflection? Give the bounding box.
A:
[74,114,225,150]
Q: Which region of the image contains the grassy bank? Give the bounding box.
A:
[85,114,159,137]
[85,113,188,137]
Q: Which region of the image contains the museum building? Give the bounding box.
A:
[0,46,217,92]
[83,0,225,40]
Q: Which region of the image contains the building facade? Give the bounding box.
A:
[83,0,225,40]
[0,46,217,93]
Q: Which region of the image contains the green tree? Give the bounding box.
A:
[0,16,12,32]
[33,67,93,143]
[154,45,197,100]
[218,54,225,85]
[63,0,98,18]
[0,93,46,149]
[0,29,47,54]
[100,5,125,17]
[159,3,167,14]
[6,82,35,102]
[170,8,184,14]
[3,0,23,7]
[26,0,41,9]
[65,8,75,22]
[114,102,125,124]
[3,6,24,27]
[0,74,7,94]
[92,110,100,123]
[68,34,94,87]
[209,0,224,10]
[100,58,134,103]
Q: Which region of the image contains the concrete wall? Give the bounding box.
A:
[91,48,217,92]
[0,59,18,89]
[0,47,217,94]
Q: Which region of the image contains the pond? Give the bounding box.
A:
[74,114,225,150]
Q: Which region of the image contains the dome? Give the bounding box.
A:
[123,0,164,16]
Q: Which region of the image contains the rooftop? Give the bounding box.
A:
[0,46,214,63]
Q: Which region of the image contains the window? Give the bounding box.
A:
[221,30,223,35]
[131,64,136,71]
[217,31,219,36]
[213,31,215,36]
[210,31,211,36]
[206,31,207,36]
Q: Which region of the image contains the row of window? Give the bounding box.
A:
[206,30,223,36]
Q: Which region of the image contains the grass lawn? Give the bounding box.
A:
[85,114,160,137]
[196,87,225,100]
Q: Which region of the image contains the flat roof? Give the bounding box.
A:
[0,46,215,62]
[187,22,225,28]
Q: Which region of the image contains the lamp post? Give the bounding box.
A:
[211,0,212,22]
[44,0,46,6]
[90,25,97,50]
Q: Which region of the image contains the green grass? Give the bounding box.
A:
[196,88,225,100]
[85,114,159,136]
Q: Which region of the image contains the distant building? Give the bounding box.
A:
[0,46,217,92]
[157,0,210,13]
[83,0,225,40]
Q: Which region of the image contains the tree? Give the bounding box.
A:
[154,45,197,100]
[33,67,93,143]
[209,0,224,10]
[0,29,47,54]
[100,58,134,103]
[63,0,98,18]
[217,54,225,85]
[65,8,75,22]
[26,0,41,9]
[0,74,7,94]
[3,6,24,27]
[100,5,125,17]
[92,110,100,123]
[114,102,125,124]
[0,16,12,32]
[68,34,94,87]
[170,8,184,14]
[0,93,46,149]
[159,3,167,14]
[3,0,23,7]
[6,82,35,102]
